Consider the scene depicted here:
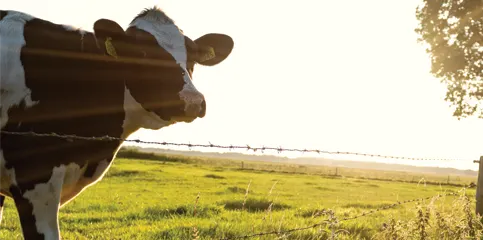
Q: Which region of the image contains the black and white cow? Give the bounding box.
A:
[0,6,233,239]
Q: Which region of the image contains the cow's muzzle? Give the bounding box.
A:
[185,99,206,118]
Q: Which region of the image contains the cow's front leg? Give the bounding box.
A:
[0,195,5,225]
[11,167,65,240]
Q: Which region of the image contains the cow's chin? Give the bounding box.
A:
[144,113,198,130]
[152,109,198,124]
[140,112,176,130]
[123,88,177,133]
[170,116,198,123]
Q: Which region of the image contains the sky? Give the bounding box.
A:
[4,0,483,171]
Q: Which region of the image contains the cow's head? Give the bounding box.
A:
[92,7,233,130]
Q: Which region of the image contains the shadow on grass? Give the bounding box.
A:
[61,203,120,214]
[60,216,104,225]
[227,186,246,193]
[320,175,344,179]
[105,168,147,178]
[215,186,247,195]
[204,174,226,179]
[110,170,143,177]
[220,198,291,212]
[116,148,193,164]
[314,186,337,192]
[124,204,221,221]
[366,184,380,188]
[104,168,160,182]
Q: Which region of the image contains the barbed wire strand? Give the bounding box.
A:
[222,191,461,239]
[0,130,470,162]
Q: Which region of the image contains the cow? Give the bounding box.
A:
[0,6,234,239]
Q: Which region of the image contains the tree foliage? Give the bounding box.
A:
[415,0,483,119]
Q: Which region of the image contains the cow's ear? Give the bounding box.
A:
[94,19,126,58]
[93,19,125,39]
[194,33,234,66]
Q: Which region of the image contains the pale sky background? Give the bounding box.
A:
[5,0,483,171]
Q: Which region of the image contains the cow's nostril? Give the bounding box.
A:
[199,100,206,118]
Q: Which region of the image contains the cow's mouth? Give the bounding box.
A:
[153,108,197,123]
[171,116,197,123]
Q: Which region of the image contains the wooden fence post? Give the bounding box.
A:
[475,156,483,216]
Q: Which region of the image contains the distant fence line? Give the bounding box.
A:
[0,130,471,162]
[222,191,462,239]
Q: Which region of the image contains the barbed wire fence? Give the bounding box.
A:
[0,130,473,162]
[1,130,480,239]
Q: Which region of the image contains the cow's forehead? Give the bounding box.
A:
[129,7,188,69]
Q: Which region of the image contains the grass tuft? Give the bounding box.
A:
[226,186,246,193]
[221,198,291,212]
[107,170,144,178]
[125,205,222,221]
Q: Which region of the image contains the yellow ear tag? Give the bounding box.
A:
[105,37,118,58]
[199,47,215,62]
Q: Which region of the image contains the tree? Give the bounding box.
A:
[415,0,483,119]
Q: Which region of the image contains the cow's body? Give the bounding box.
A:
[0,7,233,239]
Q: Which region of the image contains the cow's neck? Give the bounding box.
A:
[121,86,174,139]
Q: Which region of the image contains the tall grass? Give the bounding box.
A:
[374,190,482,240]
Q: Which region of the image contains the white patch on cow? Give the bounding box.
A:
[23,165,66,240]
[0,11,38,128]
[62,24,86,35]
[0,202,3,225]
[130,10,187,69]
[58,162,84,195]
[0,120,16,222]
[129,8,205,116]
[62,25,87,50]
[129,9,204,117]
[122,87,174,138]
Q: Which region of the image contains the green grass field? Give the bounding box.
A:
[0,153,479,239]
